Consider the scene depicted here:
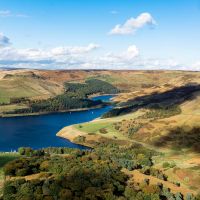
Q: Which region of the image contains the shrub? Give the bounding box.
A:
[74,136,86,143]
[163,162,170,168]
[16,168,30,176]
[124,187,137,199]
[40,161,49,171]
[3,184,16,196]
[88,132,96,135]
[4,162,16,176]
[99,128,108,134]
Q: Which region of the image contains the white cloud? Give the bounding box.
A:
[123,45,139,59]
[0,10,28,18]
[51,43,99,56]
[109,12,156,35]
[101,45,139,64]
[0,33,11,47]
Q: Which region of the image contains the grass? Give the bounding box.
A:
[152,149,200,193]
[74,110,144,140]
[0,153,19,196]
[0,104,28,113]
[0,152,19,168]
[75,121,126,140]
[0,77,39,103]
[0,76,63,104]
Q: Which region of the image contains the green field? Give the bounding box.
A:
[75,121,126,140]
[74,111,143,140]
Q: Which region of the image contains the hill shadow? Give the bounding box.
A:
[103,83,200,117]
[152,126,200,153]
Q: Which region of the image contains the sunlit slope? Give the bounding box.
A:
[0,71,63,103]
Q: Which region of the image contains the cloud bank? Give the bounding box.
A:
[0,33,197,71]
[0,40,181,70]
[109,12,156,35]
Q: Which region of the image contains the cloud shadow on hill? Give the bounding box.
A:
[152,126,200,153]
[103,83,200,117]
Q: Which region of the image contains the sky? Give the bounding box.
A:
[0,0,200,70]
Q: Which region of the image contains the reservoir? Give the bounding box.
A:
[0,95,113,152]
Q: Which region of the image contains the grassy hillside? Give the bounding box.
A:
[57,79,200,196]
[0,72,63,104]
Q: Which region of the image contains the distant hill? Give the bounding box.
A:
[1,69,200,115]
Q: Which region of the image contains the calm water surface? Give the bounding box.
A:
[0,95,114,151]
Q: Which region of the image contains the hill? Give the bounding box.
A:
[56,70,200,196]
[1,69,200,116]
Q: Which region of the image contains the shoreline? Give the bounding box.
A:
[56,94,117,148]
[56,124,105,149]
[0,104,106,118]
[56,125,94,148]
[0,94,117,118]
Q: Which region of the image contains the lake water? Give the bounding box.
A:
[0,95,114,152]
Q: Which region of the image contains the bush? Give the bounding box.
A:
[163,162,170,168]
[99,128,108,134]
[162,161,176,169]
[74,136,86,143]
[16,168,30,176]
[4,162,16,176]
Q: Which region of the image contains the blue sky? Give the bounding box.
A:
[0,0,200,70]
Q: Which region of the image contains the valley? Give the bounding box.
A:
[1,69,200,199]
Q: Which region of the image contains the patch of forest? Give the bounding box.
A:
[3,79,119,115]
[64,79,119,98]
[2,144,199,200]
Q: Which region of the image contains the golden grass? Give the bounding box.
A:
[123,169,198,197]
